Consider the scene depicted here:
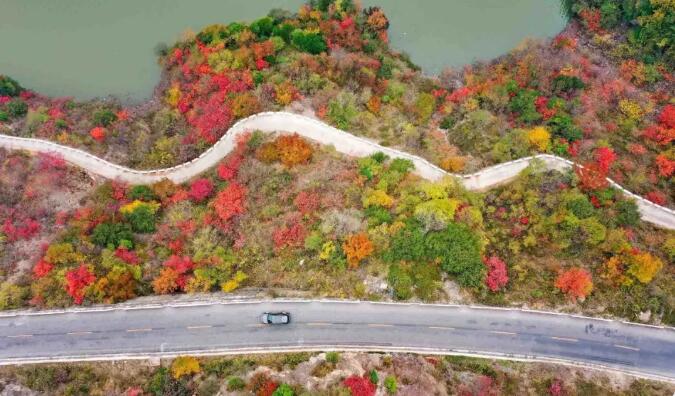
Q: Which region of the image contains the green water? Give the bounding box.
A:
[0,0,566,102]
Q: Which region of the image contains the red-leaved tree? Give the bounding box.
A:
[64,264,96,304]
[484,256,508,292]
[213,182,247,223]
[189,178,214,202]
[343,375,376,396]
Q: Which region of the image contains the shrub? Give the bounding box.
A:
[0,282,29,310]
[92,109,118,127]
[343,375,376,396]
[291,29,327,54]
[227,377,246,391]
[6,99,28,118]
[171,356,201,379]
[272,384,294,396]
[384,375,397,395]
[389,158,414,174]
[128,185,157,201]
[325,351,340,364]
[388,263,413,300]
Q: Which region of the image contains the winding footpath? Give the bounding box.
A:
[1,111,674,229]
[1,300,674,382]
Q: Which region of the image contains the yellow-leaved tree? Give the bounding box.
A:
[526,126,551,152]
[627,252,663,284]
[171,356,201,379]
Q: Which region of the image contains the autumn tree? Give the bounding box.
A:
[484,256,508,292]
[213,182,247,223]
[189,178,214,202]
[343,375,376,396]
[91,266,138,303]
[342,233,374,268]
[152,267,181,294]
[554,267,593,301]
[64,264,96,304]
[526,126,551,151]
[627,252,663,284]
[171,356,201,379]
[275,134,313,167]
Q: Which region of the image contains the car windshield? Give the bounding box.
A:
[269,314,287,324]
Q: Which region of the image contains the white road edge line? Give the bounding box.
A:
[126,328,153,332]
[490,331,517,336]
[0,346,669,383]
[550,336,578,342]
[186,325,212,330]
[614,344,640,352]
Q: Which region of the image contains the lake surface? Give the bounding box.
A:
[0,0,566,102]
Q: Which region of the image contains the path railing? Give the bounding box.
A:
[1,111,673,229]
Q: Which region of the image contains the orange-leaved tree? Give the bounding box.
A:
[342,233,374,269]
[554,267,593,301]
[275,134,313,167]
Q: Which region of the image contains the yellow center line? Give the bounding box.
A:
[7,334,33,338]
[550,336,578,342]
[67,331,92,336]
[614,344,640,352]
[187,325,212,330]
[368,323,394,328]
[429,326,455,330]
[306,322,331,326]
[127,328,153,333]
[490,331,517,336]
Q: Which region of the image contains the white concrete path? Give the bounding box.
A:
[1,112,673,229]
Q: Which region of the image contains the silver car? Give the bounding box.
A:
[260,312,291,325]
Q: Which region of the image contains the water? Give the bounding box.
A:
[0,0,566,102]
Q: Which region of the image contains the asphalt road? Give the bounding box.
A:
[1,301,674,380]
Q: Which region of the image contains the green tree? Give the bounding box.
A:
[384,375,398,395]
[615,199,640,227]
[6,99,28,118]
[128,185,157,201]
[91,223,134,249]
[272,384,295,396]
[0,75,23,96]
[124,205,158,233]
[0,282,29,310]
[291,29,327,54]
[92,109,118,127]
[426,223,483,287]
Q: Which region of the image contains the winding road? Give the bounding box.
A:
[2,111,673,229]
[0,300,674,381]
